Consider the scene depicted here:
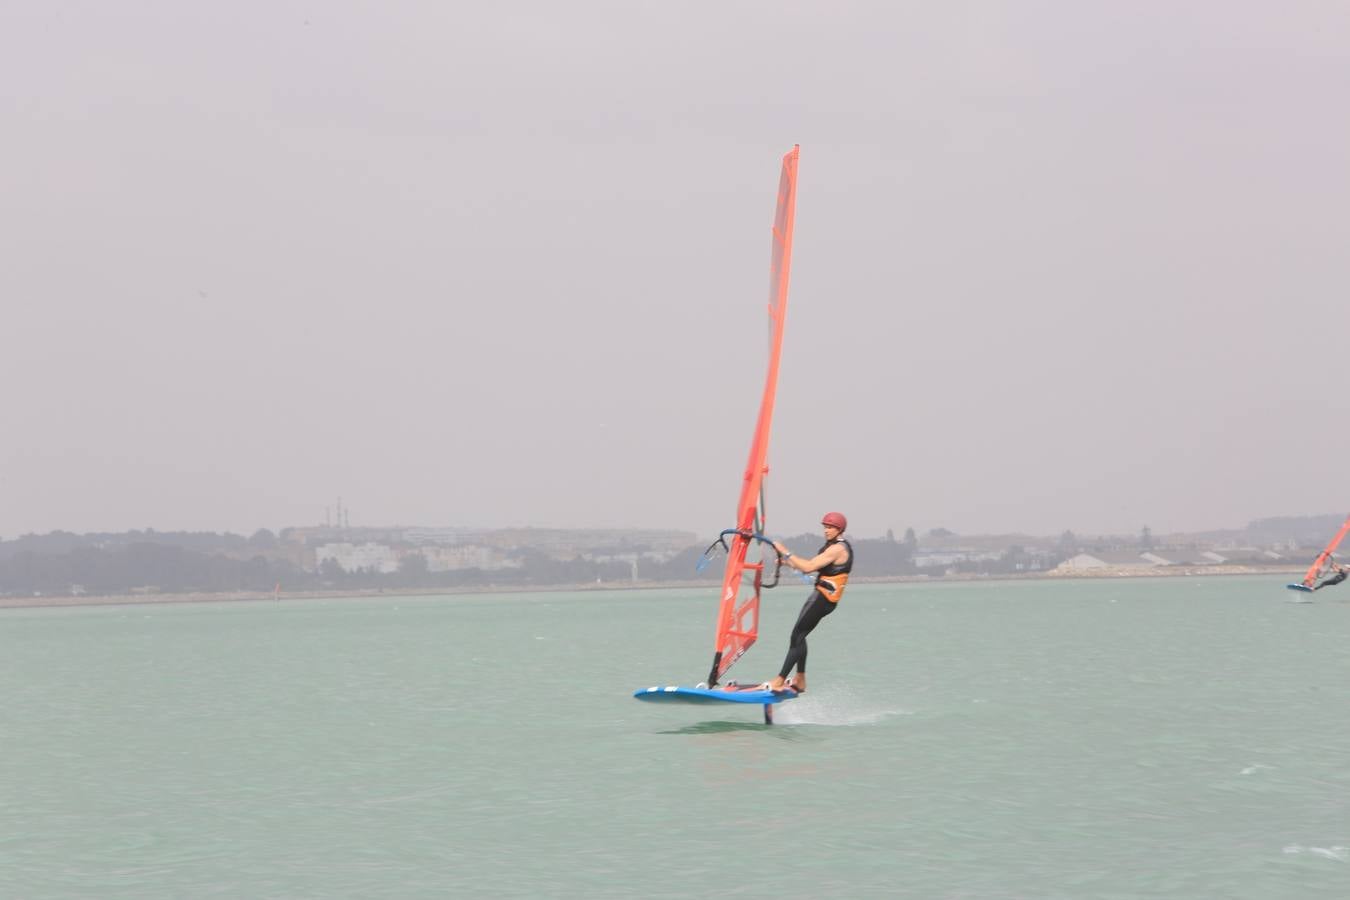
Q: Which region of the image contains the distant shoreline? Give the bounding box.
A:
[0,566,1306,611]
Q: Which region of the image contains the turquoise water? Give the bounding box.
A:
[3,577,1350,898]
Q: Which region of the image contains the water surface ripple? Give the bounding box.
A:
[3,578,1349,897]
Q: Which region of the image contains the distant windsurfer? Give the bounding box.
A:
[765,512,853,693]
[1314,562,1348,591]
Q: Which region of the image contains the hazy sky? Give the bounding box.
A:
[4,1,1348,540]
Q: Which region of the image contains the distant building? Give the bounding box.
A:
[1055,551,1160,572]
[912,548,1002,568]
[420,545,520,572]
[314,542,401,574]
[1054,544,1292,573]
[481,528,695,559]
[404,527,485,546]
[1142,549,1224,566]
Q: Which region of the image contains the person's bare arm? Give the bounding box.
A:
[772,541,847,573]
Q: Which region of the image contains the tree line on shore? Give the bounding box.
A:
[0,529,963,596]
[4,513,1336,597]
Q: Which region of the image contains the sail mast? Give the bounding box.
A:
[707,145,800,685]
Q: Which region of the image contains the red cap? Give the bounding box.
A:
[821,512,847,531]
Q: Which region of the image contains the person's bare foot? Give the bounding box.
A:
[787,674,806,692]
[766,676,787,692]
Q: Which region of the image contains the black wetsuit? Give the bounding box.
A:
[1314,569,1348,591]
[777,539,853,681]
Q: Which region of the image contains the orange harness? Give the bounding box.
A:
[810,538,853,603]
[815,572,849,603]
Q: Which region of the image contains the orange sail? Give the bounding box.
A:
[1297,513,1350,588]
[706,145,800,686]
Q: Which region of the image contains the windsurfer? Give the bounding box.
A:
[765,512,853,693]
[1314,562,1348,591]
[1292,514,1350,593]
